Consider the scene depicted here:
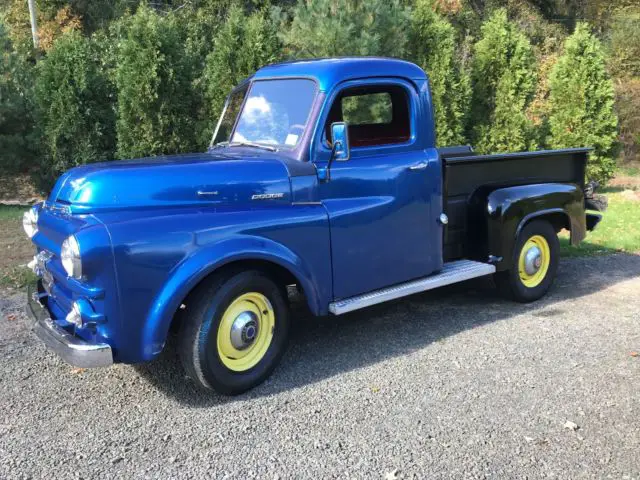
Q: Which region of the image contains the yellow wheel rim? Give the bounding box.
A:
[216,292,275,372]
[518,235,551,288]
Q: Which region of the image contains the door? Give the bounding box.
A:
[315,80,441,300]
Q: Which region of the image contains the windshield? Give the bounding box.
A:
[212,79,317,149]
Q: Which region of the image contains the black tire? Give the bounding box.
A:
[494,219,560,303]
[178,270,290,395]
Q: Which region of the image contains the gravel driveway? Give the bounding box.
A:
[1,254,639,479]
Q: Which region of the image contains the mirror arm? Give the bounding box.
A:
[319,141,341,183]
[327,140,342,173]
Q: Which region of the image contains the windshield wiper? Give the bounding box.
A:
[227,141,278,152]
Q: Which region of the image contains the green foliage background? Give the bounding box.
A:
[469,9,537,153]
[34,30,116,188]
[0,0,637,190]
[411,0,470,146]
[114,5,200,159]
[203,3,282,142]
[548,24,619,183]
[0,22,35,174]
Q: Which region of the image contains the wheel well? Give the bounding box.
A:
[167,259,302,333]
[518,211,570,238]
[213,259,300,289]
[534,212,571,234]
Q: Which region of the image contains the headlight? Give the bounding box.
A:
[65,301,82,328]
[23,207,38,238]
[61,235,82,279]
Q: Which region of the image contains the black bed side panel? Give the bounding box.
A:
[441,148,589,261]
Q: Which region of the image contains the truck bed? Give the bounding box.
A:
[440,146,590,261]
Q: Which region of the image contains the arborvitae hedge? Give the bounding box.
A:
[34,30,115,188]
[283,0,411,58]
[114,5,200,159]
[411,0,471,146]
[0,22,35,174]
[0,1,627,190]
[470,9,537,153]
[548,23,618,184]
[203,4,282,138]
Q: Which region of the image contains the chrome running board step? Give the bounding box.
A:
[329,260,496,315]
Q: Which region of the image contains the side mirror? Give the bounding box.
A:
[330,122,350,162]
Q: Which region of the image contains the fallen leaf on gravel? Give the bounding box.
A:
[70,368,86,375]
[370,386,380,393]
[631,352,639,357]
[385,469,399,480]
[564,421,579,431]
[6,313,16,321]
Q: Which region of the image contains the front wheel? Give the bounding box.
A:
[495,219,560,303]
[178,270,290,395]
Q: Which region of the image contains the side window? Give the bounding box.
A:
[342,92,392,125]
[325,85,411,148]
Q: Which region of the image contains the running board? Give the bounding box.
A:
[329,260,496,315]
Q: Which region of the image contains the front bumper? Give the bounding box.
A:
[26,283,113,368]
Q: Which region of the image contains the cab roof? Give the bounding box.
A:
[252,57,426,92]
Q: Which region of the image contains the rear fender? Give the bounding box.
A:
[141,235,324,360]
[486,183,585,271]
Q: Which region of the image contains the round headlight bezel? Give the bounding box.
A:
[61,235,82,279]
[23,207,38,239]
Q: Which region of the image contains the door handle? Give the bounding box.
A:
[408,161,428,171]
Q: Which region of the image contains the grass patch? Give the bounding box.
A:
[0,265,37,289]
[560,192,640,257]
[616,164,640,178]
[0,204,35,290]
[0,204,28,220]
[607,163,640,192]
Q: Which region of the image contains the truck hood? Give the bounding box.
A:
[48,151,293,213]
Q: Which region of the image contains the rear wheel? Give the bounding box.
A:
[495,219,559,303]
[178,270,290,395]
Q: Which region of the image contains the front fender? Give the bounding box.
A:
[486,183,585,271]
[141,234,324,360]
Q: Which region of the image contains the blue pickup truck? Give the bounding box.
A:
[24,57,602,394]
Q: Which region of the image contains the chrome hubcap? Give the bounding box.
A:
[524,246,542,276]
[229,311,259,350]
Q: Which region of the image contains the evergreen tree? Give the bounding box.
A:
[176,5,223,148]
[410,0,471,146]
[282,0,411,58]
[0,21,35,175]
[470,9,537,153]
[34,30,115,188]
[203,5,281,127]
[548,23,618,184]
[114,5,200,159]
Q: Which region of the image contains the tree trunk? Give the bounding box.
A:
[27,0,38,49]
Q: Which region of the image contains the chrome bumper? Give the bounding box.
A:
[26,284,113,368]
